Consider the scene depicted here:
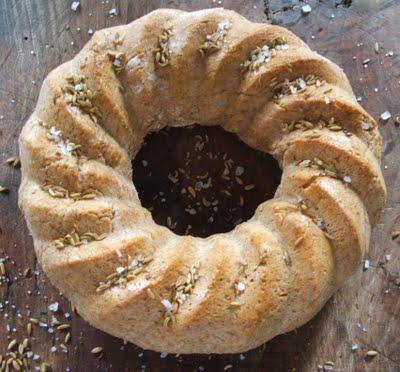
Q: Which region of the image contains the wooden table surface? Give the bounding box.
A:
[0,0,399,371]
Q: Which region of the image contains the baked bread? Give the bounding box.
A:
[18,8,386,354]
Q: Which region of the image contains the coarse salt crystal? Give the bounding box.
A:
[113,59,122,68]
[301,4,312,15]
[187,208,197,215]
[50,126,62,141]
[48,302,59,312]
[343,176,352,184]
[363,260,370,270]
[161,299,173,311]
[109,8,117,16]
[168,174,178,183]
[351,342,359,351]
[361,122,371,131]
[130,258,139,268]
[235,166,244,176]
[177,292,187,302]
[217,20,229,32]
[71,1,80,12]
[380,111,391,121]
[236,282,246,292]
[59,140,74,155]
[116,267,125,275]
[51,316,59,326]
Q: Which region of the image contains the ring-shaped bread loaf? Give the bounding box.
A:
[19,8,386,354]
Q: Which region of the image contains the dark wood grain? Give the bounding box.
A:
[0,1,399,371]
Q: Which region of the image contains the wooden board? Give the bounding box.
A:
[0,0,399,371]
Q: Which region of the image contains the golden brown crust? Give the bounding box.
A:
[18,8,386,354]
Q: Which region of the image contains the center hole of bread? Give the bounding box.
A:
[132,125,282,237]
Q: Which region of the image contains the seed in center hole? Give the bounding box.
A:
[132,125,282,238]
